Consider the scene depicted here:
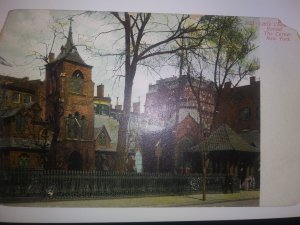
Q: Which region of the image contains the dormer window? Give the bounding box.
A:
[70,70,83,94]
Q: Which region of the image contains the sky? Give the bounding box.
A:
[0,9,262,112]
[0,10,194,110]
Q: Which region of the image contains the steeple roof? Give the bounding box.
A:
[50,18,91,68]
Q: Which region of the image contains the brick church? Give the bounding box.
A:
[45,19,95,170]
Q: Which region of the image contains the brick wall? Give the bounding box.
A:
[45,60,95,170]
[216,78,260,132]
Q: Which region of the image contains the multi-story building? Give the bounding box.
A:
[93,84,118,171]
[214,76,260,185]
[145,75,215,132]
[215,76,260,148]
[0,75,46,169]
[143,75,215,172]
[94,85,147,172]
[45,21,95,170]
[94,84,111,116]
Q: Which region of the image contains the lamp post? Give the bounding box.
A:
[155,139,162,173]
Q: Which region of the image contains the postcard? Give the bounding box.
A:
[0,0,300,223]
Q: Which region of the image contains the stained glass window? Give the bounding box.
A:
[66,112,87,139]
[70,71,83,94]
[74,112,81,138]
[99,131,106,145]
[80,115,86,139]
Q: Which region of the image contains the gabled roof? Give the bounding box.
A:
[94,125,111,143]
[94,114,119,152]
[190,124,259,153]
[94,115,119,141]
[0,102,40,119]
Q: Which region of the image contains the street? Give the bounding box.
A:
[2,191,259,207]
[191,199,259,207]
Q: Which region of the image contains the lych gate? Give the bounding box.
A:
[186,124,260,187]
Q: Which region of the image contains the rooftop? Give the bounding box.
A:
[49,19,91,68]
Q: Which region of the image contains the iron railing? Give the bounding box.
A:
[0,169,239,201]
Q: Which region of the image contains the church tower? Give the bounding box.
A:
[45,18,95,170]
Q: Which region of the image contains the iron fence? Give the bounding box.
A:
[0,169,239,201]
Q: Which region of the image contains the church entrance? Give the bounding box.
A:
[68,151,83,170]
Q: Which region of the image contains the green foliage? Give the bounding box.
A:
[180,15,259,91]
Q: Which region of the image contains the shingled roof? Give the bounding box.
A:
[49,19,91,68]
[190,124,259,153]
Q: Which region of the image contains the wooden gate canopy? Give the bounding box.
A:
[189,124,259,153]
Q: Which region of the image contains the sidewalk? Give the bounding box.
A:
[2,191,259,207]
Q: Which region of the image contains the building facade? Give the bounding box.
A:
[214,76,260,185]
[144,75,215,132]
[215,76,260,148]
[45,21,95,170]
[0,75,46,169]
[143,75,215,173]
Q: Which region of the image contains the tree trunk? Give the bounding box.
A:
[115,74,134,172]
[115,12,137,172]
[210,93,221,132]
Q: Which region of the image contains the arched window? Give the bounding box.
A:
[99,131,106,145]
[66,114,74,138]
[66,112,87,139]
[70,70,84,94]
[18,153,29,168]
[74,112,81,138]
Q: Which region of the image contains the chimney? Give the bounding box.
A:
[48,52,55,63]
[115,97,122,111]
[97,84,104,97]
[250,76,256,85]
[133,102,140,114]
[224,81,231,90]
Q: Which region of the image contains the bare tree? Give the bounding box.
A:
[91,12,211,172]
[174,15,259,200]
[0,56,13,67]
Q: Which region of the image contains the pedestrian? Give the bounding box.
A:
[248,176,252,190]
[228,175,233,193]
[224,174,233,194]
[251,176,256,190]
